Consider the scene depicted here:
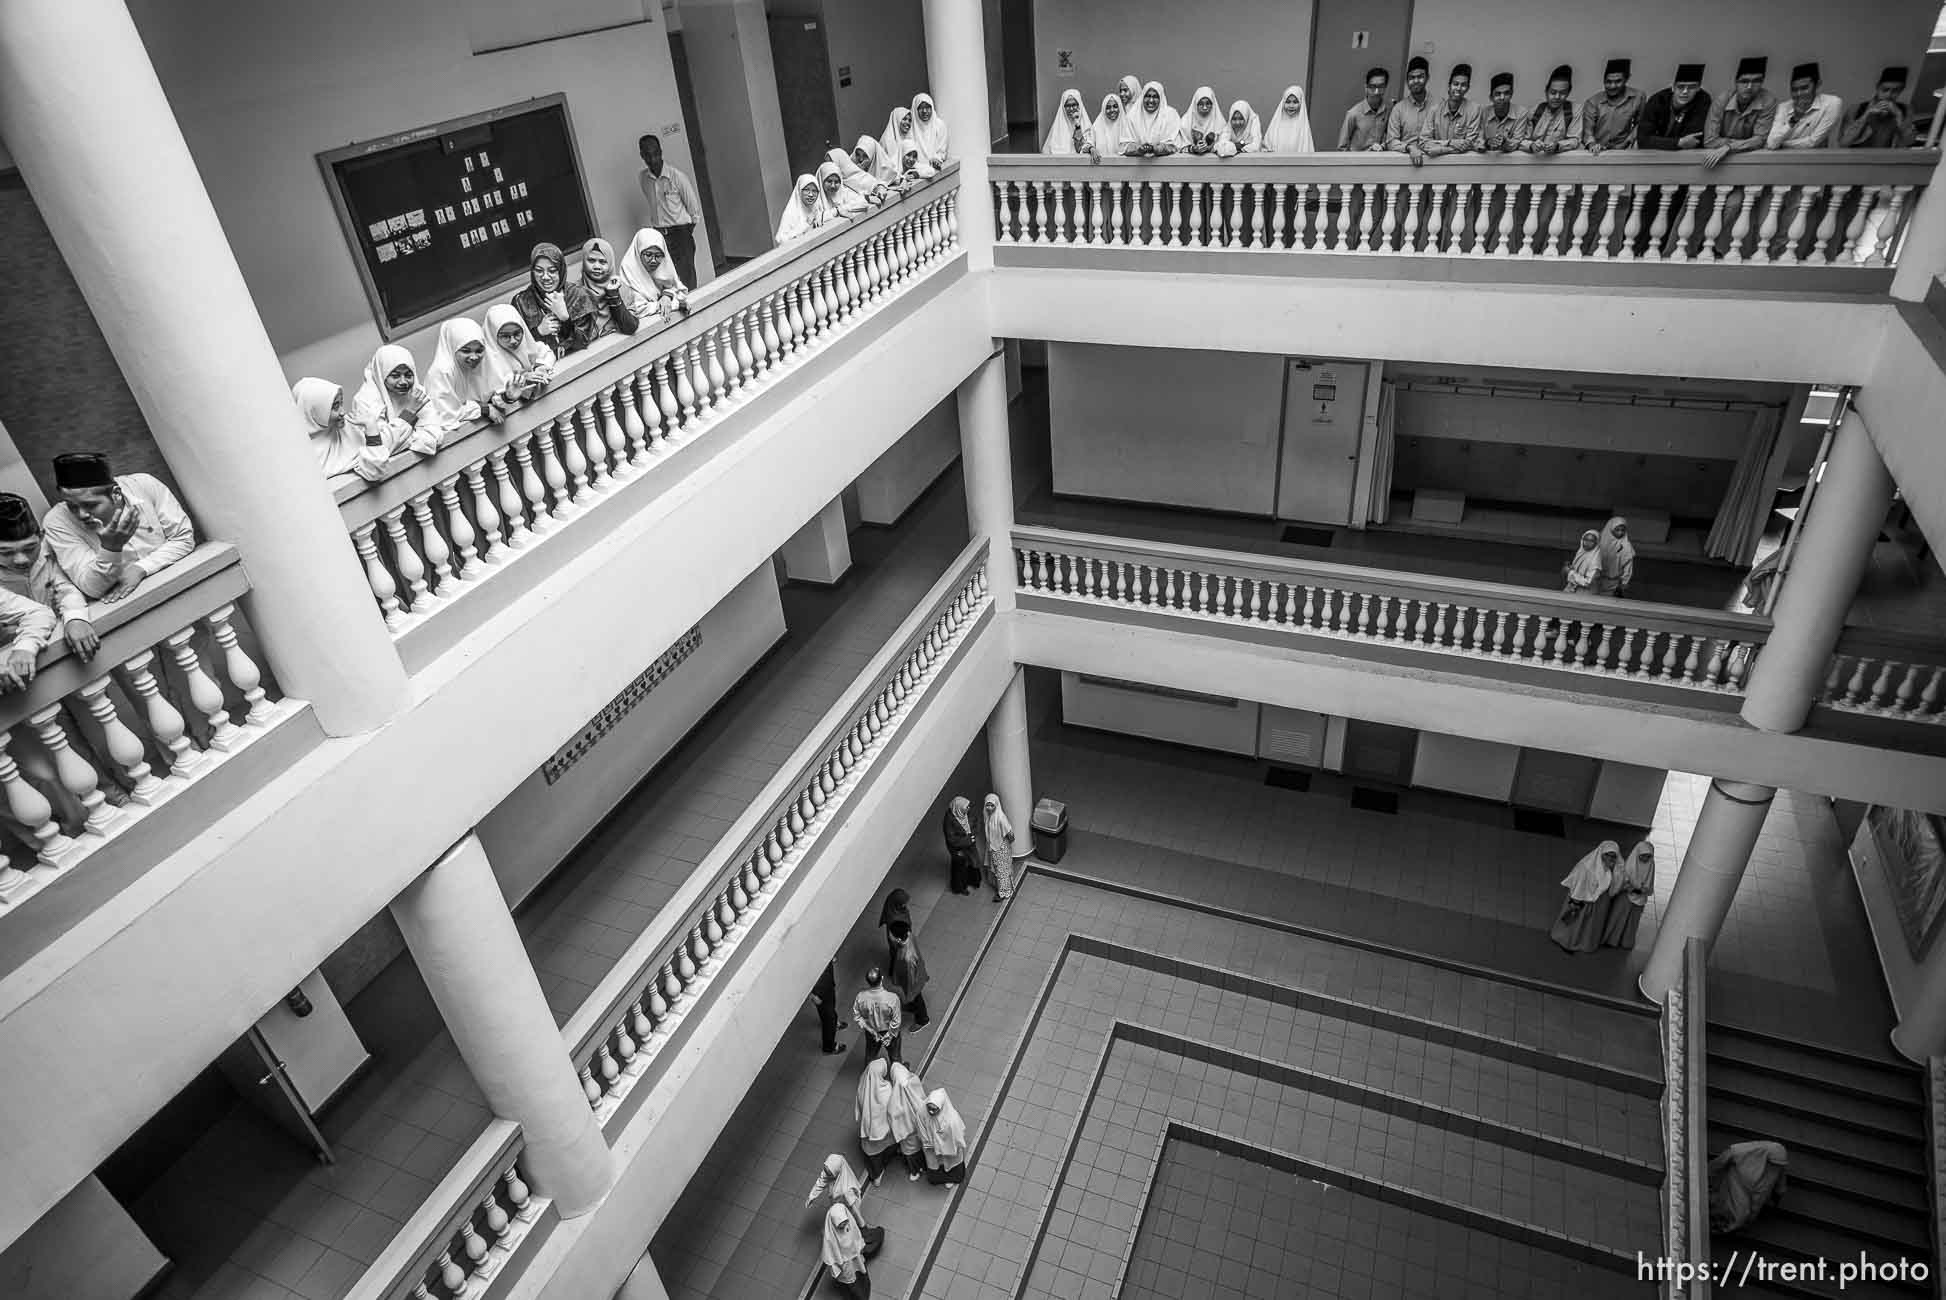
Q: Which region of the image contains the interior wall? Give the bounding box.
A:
[1030,0,1315,135]
[1408,0,1936,113]
[1048,342,1285,514]
[854,397,960,525]
[127,0,714,391]
[770,0,932,157]
[680,0,791,258]
[1061,671,1261,756]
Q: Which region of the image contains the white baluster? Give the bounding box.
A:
[380,507,431,610]
[1592,184,1623,258]
[78,677,160,804]
[1807,185,1851,265]
[29,706,113,834]
[1867,187,1913,267]
[573,401,605,487]
[1778,186,1820,265]
[408,491,453,594]
[437,479,478,580]
[166,627,238,750]
[350,522,401,629]
[464,462,505,563]
[123,649,199,775]
[0,732,75,865]
[208,604,273,725]
[1494,183,1516,257]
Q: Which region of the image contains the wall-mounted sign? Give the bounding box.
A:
[1055,50,1076,77]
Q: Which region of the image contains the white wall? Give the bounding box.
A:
[855,396,960,525]
[128,0,714,390]
[677,0,792,258]
[1409,0,1936,113]
[1061,671,1261,755]
[771,0,933,157]
[1031,0,1314,137]
[1048,341,1285,514]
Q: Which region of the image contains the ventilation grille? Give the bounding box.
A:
[543,625,703,785]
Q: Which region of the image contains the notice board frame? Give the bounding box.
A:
[317,94,600,340]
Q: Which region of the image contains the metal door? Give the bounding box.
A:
[1276,358,1368,525]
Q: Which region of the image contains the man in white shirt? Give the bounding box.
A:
[0,493,97,668]
[1767,61,1841,149]
[42,453,196,604]
[638,133,706,291]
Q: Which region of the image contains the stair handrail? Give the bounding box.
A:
[1686,936,1712,1299]
[1930,1055,1945,1295]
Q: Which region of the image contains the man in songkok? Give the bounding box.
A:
[1768,62,1842,149]
[1423,63,1483,155]
[41,453,196,605]
[0,497,61,696]
[1519,66,1581,154]
[0,493,96,669]
[1480,73,1521,152]
[1640,63,1711,149]
[1840,67,1914,148]
[1384,55,1439,163]
[1704,56,1778,166]
[1338,67,1392,151]
[1583,57,1645,151]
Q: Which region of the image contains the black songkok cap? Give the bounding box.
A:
[1407,55,1429,75]
[1605,58,1631,78]
[1792,62,1821,83]
[1676,63,1704,83]
[0,494,38,543]
[1451,63,1473,80]
[1736,56,1767,78]
[1549,64,1574,85]
[52,453,113,491]
[1881,66,1910,84]
[1490,72,1514,91]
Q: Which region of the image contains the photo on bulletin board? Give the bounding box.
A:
[318,94,598,339]
[1866,804,1946,960]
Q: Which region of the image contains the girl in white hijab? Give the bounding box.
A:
[1217,100,1263,156]
[483,304,555,401]
[1593,517,1635,596]
[854,1055,897,1182]
[820,1203,872,1300]
[1045,89,1097,156]
[879,107,920,175]
[894,142,936,187]
[886,1062,930,1180]
[1601,842,1655,949]
[805,1154,885,1255]
[920,1087,969,1184]
[910,92,950,167]
[292,378,388,481]
[1261,84,1318,153]
[983,792,1016,900]
[819,159,870,217]
[349,344,440,459]
[827,147,889,206]
[855,135,896,187]
[1093,91,1136,157]
[1179,86,1225,154]
[1125,81,1181,156]
[618,227,690,323]
[426,317,518,431]
[1550,840,1619,953]
[776,173,834,245]
[1117,75,1141,110]
[1563,529,1602,593]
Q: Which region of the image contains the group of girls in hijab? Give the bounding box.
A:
[1550,839,1656,953]
[293,230,691,479]
[938,791,1017,900]
[777,92,952,246]
[1047,75,1317,158]
[1562,516,1637,596]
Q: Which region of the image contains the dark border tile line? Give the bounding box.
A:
[1005,1007,1124,1300]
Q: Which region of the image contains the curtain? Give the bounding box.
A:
[1364,380,1397,525]
[1706,405,1786,565]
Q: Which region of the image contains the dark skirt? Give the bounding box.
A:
[1550,893,1604,953]
[924,1160,967,1185]
[1601,895,1646,949]
[862,1225,885,1257]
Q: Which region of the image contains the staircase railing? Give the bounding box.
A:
[1662,936,1712,1299]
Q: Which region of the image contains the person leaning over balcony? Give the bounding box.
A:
[1384,56,1439,165]
[879,106,920,175]
[1639,63,1711,150]
[1517,66,1582,154]
[1703,57,1777,167]
[0,494,97,664]
[511,243,602,359]
[1260,87,1316,154]
[1767,62,1842,149]
[1582,58,1645,152]
[42,453,195,604]
[854,135,894,188]
[482,305,556,403]
[911,93,951,168]
[1422,63,1484,157]
[776,174,836,246]
[290,377,387,482]
[1178,87,1226,156]
[574,238,642,342]
[1592,516,1635,596]
[820,160,871,217]
[1839,66,1914,148]
[425,318,520,433]
[636,133,704,292]
[1338,67,1392,151]
[1092,92,1136,157]
[1116,74,1141,113]
[619,227,691,323]
[348,344,440,461]
[1123,82,1181,157]
[1480,73,1522,152]
[1218,99,1264,155]
[0,508,61,695]
[894,143,937,190]
[1045,89,1096,157]
[828,147,891,206]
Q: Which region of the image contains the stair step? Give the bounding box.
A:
[1770,1180,1931,1253]
[1706,1097,1925,1177]
[1706,1060,1925,1141]
[1716,1222,1932,1298]
[1707,1024,1920,1104]
[1706,1122,1928,1213]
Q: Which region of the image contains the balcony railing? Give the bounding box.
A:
[1660,938,1708,1300]
[1013,525,1769,702]
[1823,625,1946,724]
[333,168,962,647]
[0,544,292,920]
[348,538,994,1300]
[987,151,1936,270]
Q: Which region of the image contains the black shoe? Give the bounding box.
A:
[823,1043,848,1055]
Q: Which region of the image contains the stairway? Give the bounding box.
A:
[1704,1023,1933,1299]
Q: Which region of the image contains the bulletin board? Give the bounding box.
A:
[318,95,598,338]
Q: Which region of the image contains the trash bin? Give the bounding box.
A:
[1031,797,1068,864]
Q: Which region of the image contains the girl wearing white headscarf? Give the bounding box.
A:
[618,227,690,323]
[1550,840,1619,953]
[349,344,440,459]
[828,147,889,206]
[1217,101,1263,156]
[820,1203,872,1300]
[1179,87,1225,154]
[805,1154,885,1255]
[1563,529,1602,593]
[886,1062,930,1180]
[855,1055,897,1181]
[820,159,870,216]
[1045,89,1097,156]
[1601,842,1655,949]
[1593,517,1635,596]
[895,142,936,186]
[1261,84,1318,153]
[1117,75,1141,110]
[983,792,1016,900]
[855,135,896,187]
[920,1088,968,1184]
[776,174,834,245]
[1093,92,1136,157]
[292,378,388,481]
[879,107,919,175]
[911,92,950,167]
[426,317,518,431]
[483,304,555,401]
[1124,81,1181,156]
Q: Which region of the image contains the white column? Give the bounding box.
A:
[0,0,407,737]
[987,668,1034,861]
[922,0,996,271]
[390,834,614,1215]
[779,495,853,585]
[1638,779,1776,1003]
[1890,151,1946,300]
[1741,413,1896,733]
[958,348,1016,611]
[1891,950,1946,1063]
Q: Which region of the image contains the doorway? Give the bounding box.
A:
[666,33,726,276]
[1307,0,1414,144]
[1000,0,1037,137]
[1275,357,1368,526]
[769,16,844,176]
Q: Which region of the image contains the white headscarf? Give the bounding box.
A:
[1218,100,1263,156]
[911,92,950,163]
[921,1088,968,1160]
[820,1203,866,1276]
[983,793,1011,848]
[1565,529,1602,590]
[619,226,687,314]
[426,317,496,428]
[819,159,869,215]
[1261,84,1317,153]
[1093,92,1136,155]
[1598,516,1636,583]
[1128,81,1181,149]
[1562,841,1620,903]
[1045,89,1094,154]
[292,377,339,435]
[1117,75,1141,106]
[353,343,422,423]
[806,1153,865,1210]
[484,303,553,378]
[887,1062,928,1143]
[895,141,935,181]
[776,174,832,244]
[855,1056,893,1142]
[827,147,884,202]
[1614,841,1656,899]
[291,377,367,476]
[856,135,895,186]
[1179,86,1224,149]
[880,107,918,172]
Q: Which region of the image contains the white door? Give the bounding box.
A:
[1275,358,1368,525]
